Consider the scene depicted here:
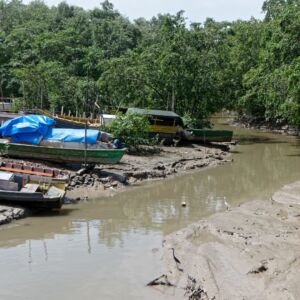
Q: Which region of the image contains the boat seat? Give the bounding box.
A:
[20,183,40,193]
[0,179,19,191]
[46,186,63,197]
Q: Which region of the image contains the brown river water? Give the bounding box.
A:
[0,122,299,300]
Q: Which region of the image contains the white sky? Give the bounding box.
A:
[23,0,265,23]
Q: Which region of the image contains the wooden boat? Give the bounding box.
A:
[0,171,65,209]
[0,161,69,184]
[0,139,126,164]
[183,129,233,143]
[127,108,184,139]
[37,109,103,129]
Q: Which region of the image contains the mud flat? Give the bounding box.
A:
[150,181,300,300]
[66,143,232,198]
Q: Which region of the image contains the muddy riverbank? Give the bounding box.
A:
[233,115,300,137]
[0,143,232,225]
[152,182,300,300]
[67,143,232,198]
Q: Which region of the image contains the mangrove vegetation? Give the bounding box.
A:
[0,0,299,126]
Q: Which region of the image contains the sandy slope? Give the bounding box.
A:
[153,182,300,300]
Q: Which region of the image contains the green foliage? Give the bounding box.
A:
[107,113,151,147]
[182,112,210,129]
[239,0,300,126]
[0,0,299,127]
[11,98,23,113]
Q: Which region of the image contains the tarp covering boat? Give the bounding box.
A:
[0,115,100,145]
[0,115,55,135]
[44,128,99,144]
[0,115,55,144]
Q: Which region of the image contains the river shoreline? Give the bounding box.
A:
[0,143,233,225]
[233,116,300,137]
[150,181,300,300]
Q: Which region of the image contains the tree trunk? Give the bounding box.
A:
[171,86,176,112]
[0,81,3,98]
[40,84,43,109]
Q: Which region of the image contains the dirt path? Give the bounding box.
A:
[151,181,300,300]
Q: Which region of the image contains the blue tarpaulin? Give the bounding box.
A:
[44,128,99,144]
[0,115,55,136]
[0,115,100,145]
[11,132,44,145]
[0,115,56,144]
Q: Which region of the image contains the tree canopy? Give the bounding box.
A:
[0,0,299,126]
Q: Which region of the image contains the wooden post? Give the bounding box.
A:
[84,119,88,166]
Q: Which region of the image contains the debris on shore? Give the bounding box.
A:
[150,181,300,300]
[66,143,232,195]
[0,205,26,225]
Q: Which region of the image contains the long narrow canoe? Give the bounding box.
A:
[37,109,101,129]
[0,139,126,164]
[184,129,233,143]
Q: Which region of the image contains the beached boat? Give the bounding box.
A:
[0,171,65,209]
[37,109,116,129]
[183,129,233,143]
[0,139,126,164]
[0,115,126,164]
[127,108,184,139]
[0,161,69,184]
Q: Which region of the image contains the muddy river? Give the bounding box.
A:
[0,123,299,300]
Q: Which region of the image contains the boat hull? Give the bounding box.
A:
[184,129,233,143]
[0,190,64,209]
[37,109,101,129]
[0,141,126,164]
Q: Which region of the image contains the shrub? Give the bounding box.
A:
[182,112,210,129]
[107,112,151,147]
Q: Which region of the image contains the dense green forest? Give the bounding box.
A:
[0,0,299,126]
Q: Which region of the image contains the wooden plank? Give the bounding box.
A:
[21,183,39,193]
[0,167,54,177]
[0,180,19,191]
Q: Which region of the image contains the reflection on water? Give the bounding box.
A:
[0,125,299,300]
